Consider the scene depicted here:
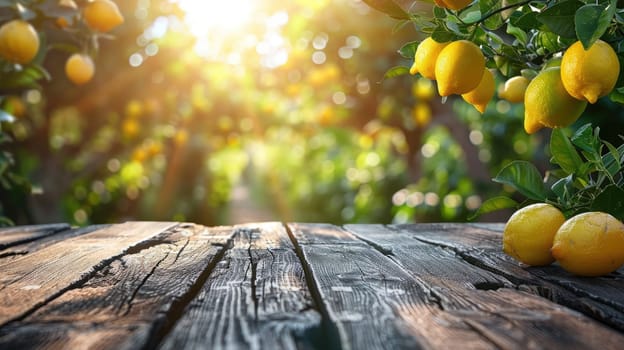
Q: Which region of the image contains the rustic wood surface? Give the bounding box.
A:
[0,222,623,349]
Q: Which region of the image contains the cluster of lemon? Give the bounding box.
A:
[410,37,493,114]
[0,0,124,85]
[410,36,620,135]
[503,204,624,276]
[505,40,620,134]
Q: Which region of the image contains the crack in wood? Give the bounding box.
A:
[140,231,235,350]
[0,224,71,250]
[244,228,259,323]
[283,223,343,350]
[120,250,172,317]
[0,251,28,259]
[171,238,190,266]
[0,225,181,328]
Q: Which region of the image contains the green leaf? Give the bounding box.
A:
[512,11,540,31]
[383,66,410,80]
[551,174,574,199]
[550,128,583,175]
[602,141,623,176]
[479,0,503,30]
[536,0,583,38]
[431,25,457,42]
[398,41,419,59]
[506,22,528,46]
[469,196,518,220]
[570,123,598,152]
[493,160,550,201]
[609,87,624,104]
[360,0,410,19]
[589,184,624,221]
[460,10,481,24]
[575,1,617,49]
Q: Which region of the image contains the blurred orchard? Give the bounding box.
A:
[2,0,620,226]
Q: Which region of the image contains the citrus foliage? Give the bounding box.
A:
[0,0,123,225]
[369,0,624,221]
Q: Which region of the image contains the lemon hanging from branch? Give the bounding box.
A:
[435,40,485,96]
[461,68,495,113]
[498,76,530,103]
[0,20,40,64]
[523,67,587,134]
[83,0,124,32]
[410,37,448,80]
[561,40,620,104]
[65,53,95,85]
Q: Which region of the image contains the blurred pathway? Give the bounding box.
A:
[225,183,276,224]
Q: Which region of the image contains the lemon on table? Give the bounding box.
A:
[503,203,566,266]
[523,67,587,134]
[410,37,449,80]
[498,76,530,103]
[551,212,624,277]
[0,20,40,64]
[435,40,485,96]
[461,68,495,113]
[561,40,620,104]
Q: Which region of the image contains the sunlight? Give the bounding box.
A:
[177,0,255,36]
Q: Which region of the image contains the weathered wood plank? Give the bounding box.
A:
[0,223,71,250]
[159,222,322,350]
[346,224,624,349]
[391,223,624,332]
[0,223,235,350]
[0,221,176,326]
[0,225,109,264]
[289,223,504,350]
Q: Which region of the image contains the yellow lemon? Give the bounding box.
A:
[83,0,124,32]
[410,37,449,80]
[561,40,620,104]
[412,78,436,100]
[499,76,530,103]
[435,40,485,96]
[434,0,473,10]
[412,103,432,127]
[551,212,624,276]
[461,68,495,113]
[0,20,40,64]
[503,203,566,266]
[65,53,95,85]
[523,67,587,134]
[543,56,562,70]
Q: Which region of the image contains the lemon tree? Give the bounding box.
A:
[367,0,624,220]
[0,0,123,225]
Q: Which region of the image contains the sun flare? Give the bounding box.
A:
[177,0,255,36]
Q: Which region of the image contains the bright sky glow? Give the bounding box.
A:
[177,0,255,35]
[176,0,290,67]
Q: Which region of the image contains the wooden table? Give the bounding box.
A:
[1,222,623,349]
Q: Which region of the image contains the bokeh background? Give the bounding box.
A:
[2,0,623,226]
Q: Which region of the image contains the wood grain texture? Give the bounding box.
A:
[159,222,321,350]
[289,223,502,350]
[346,224,624,349]
[0,223,71,250]
[0,221,176,326]
[0,223,235,350]
[391,223,624,332]
[0,225,108,264]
